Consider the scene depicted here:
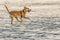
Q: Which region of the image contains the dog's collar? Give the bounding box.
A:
[22,9,25,13]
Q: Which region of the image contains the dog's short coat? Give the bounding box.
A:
[5,5,31,24]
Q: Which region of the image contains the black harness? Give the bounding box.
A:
[20,11,22,18]
[20,9,25,18]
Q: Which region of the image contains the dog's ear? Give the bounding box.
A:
[24,6,27,8]
[24,7,26,8]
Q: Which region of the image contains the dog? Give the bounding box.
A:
[5,5,31,24]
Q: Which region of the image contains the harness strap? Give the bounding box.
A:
[20,11,22,18]
[20,9,25,18]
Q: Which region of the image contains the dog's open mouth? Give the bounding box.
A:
[28,9,31,12]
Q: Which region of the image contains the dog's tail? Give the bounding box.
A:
[5,5,10,13]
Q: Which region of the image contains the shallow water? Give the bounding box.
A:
[0,0,60,40]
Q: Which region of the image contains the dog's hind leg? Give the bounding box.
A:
[10,16,13,24]
[20,14,22,22]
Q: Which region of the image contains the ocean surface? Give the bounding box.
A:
[0,0,60,40]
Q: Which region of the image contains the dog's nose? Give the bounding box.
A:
[28,9,31,12]
[30,9,31,11]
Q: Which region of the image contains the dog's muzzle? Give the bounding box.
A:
[28,9,31,12]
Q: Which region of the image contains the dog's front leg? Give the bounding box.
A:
[15,17,22,23]
[24,17,29,19]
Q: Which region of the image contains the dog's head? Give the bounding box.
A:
[24,7,31,12]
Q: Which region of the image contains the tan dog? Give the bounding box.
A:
[5,5,31,24]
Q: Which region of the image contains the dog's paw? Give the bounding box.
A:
[19,21,22,23]
[11,23,15,26]
[25,17,29,19]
